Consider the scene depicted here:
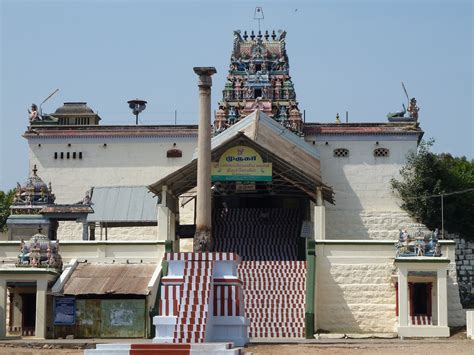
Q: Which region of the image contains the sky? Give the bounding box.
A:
[0,0,472,190]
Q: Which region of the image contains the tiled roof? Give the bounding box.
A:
[23,125,198,139]
[63,262,157,295]
[303,123,423,136]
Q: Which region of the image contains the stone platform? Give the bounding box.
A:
[84,342,241,354]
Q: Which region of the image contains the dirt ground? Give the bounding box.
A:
[244,341,474,354]
[0,340,473,355]
[0,332,474,355]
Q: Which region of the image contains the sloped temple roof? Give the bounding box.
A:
[148,110,334,203]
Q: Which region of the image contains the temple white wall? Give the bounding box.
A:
[56,221,158,241]
[315,241,465,333]
[27,132,420,242]
[306,136,419,240]
[27,136,196,240]
[27,137,197,204]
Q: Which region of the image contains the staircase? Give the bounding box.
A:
[240,260,306,338]
[214,208,306,338]
[174,260,214,343]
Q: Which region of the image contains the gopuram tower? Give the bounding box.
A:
[214,30,303,135]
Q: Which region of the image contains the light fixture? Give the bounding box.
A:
[127,98,147,125]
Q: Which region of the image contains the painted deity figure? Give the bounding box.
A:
[407,98,419,120]
[18,240,30,265]
[28,104,41,122]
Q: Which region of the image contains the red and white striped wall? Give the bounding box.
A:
[164,252,241,262]
[173,259,214,343]
[410,316,432,325]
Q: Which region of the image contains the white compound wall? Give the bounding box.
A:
[306,135,419,240]
[315,241,465,333]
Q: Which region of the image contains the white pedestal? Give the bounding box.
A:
[152,316,176,343]
[467,310,474,339]
[398,325,450,338]
[208,316,249,347]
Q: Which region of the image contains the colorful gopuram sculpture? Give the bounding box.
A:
[17,226,62,269]
[11,165,55,214]
[396,227,441,258]
[214,30,303,135]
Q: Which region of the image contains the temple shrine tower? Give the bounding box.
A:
[214,30,303,135]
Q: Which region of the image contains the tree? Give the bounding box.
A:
[0,189,16,232]
[391,140,474,240]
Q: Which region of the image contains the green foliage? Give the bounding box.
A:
[391,140,474,239]
[0,189,16,232]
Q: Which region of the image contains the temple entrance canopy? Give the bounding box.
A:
[149,109,334,339]
[149,109,333,203]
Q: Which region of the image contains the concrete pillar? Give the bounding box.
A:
[35,279,48,339]
[398,267,408,327]
[437,268,448,327]
[157,186,170,241]
[0,279,6,338]
[193,67,216,252]
[314,187,325,240]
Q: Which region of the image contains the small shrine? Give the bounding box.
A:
[393,225,450,337]
[7,165,56,240]
[214,30,303,135]
[12,165,56,208]
[6,165,93,241]
[17,226,62,270]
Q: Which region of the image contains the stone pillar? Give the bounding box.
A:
[193,67,217,252]
[437,268,448,327]
[35,279,48,339]
[0,279,6,338]
[314,187,325,240]
[398,267,408,327]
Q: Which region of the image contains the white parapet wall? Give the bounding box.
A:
[314,240,465,334]
[0,241,166,263]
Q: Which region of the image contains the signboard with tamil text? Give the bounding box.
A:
[54,296,76,325]
[211,146,272,182]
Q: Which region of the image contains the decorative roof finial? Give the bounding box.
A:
[254,6,264,32]
[32,164,38,176]
[271,30,276,40]
[38,224,43,234]
[264,30,269,40]
[243,30,248,40]
[336,113,341,124]
[250,30,255,40]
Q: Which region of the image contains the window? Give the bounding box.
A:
[374,148,390,157]
[333,148,349,158]
[73,152,76,159]
[254,88,262,98]
[54,152,58,159]
[255,63,262,71]
[60,152,64,159]
[79,152,83,159]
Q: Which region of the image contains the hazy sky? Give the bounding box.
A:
[1,0,472,190]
